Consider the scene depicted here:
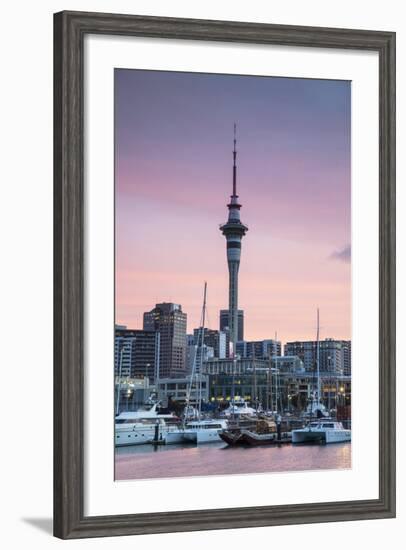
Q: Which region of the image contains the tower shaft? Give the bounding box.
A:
[220,126,248,354]
[228,260,240,349]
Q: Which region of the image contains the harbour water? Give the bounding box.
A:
[115,441,351,481]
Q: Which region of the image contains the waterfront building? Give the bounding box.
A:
[284,338,351,375]
[236,339,281,359]
[156,374,209,406]
[208,370,271,408]
[203,357,269,375]
[192,327,226,359]
[115,326,160,381]
[272,355,304,373]
[206,369,351,413]
[203,355,350,413]
[143,302,187,378]
[276,372,351,413]
[219,309,244,343]
[219,125,248,353]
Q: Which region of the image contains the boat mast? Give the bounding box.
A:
[184,282,207,425]
[274,331,279,415]
[316,308,321,408]
[198,282,208,418]
[267,355,271,412]
[115,346,125,416]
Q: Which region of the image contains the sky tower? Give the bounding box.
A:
[220,125,248,353]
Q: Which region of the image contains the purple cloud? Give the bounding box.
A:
[330,244,351,263]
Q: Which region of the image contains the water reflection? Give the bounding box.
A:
[115,441,351,481]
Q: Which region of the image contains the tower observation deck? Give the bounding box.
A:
[219,125,248,353]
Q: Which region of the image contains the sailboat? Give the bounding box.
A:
[165,282,228,444]
[292,310,351,444]
[306,309,327,418]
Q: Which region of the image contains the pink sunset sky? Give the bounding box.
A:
[115,69,351,344]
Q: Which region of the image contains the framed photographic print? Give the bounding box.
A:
[54,10,396,539]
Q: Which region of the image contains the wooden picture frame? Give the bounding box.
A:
[54,10,396,539]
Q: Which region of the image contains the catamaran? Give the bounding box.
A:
[292,420,351,443]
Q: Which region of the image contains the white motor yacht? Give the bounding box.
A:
[292,420,351,444]
[115,402,180,446]
[220,397,257,418]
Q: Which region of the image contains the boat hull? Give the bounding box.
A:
[166,428,224,444]
[195,429,223,443]
[116,423,181,446]
[292,429,351,444]
[219,430,244,445]
[325,430,351,443]
[165,431,188,444]
[240,430,291,446]
[115,427,165,446]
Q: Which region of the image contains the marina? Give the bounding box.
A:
[115,304,351,457]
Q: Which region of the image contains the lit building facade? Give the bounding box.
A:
[114,326,160,380]
[156,374,209,406]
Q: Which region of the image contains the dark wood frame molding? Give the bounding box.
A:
[54,10,396,539]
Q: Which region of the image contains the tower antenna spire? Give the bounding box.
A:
[233,123,237,197]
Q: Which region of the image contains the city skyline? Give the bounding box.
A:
[115,69,351,343]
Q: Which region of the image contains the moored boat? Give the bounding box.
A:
[220,397,257,418]
[291,420,351,444]
[115,402,180,446]
[219,417,291,446]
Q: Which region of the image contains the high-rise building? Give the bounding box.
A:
[114,331,136,378]
[193,327,226,359]
[341,340,352,375]
[219,309,244,342]
[236,339,281,359]
[284,338,350,375]
[114,326,160,380]
[186,334,195,346]
[186,343,214,374]
[143,303,187,378]
[219,125,248,353]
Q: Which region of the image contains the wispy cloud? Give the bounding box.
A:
[330,244,351,263]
